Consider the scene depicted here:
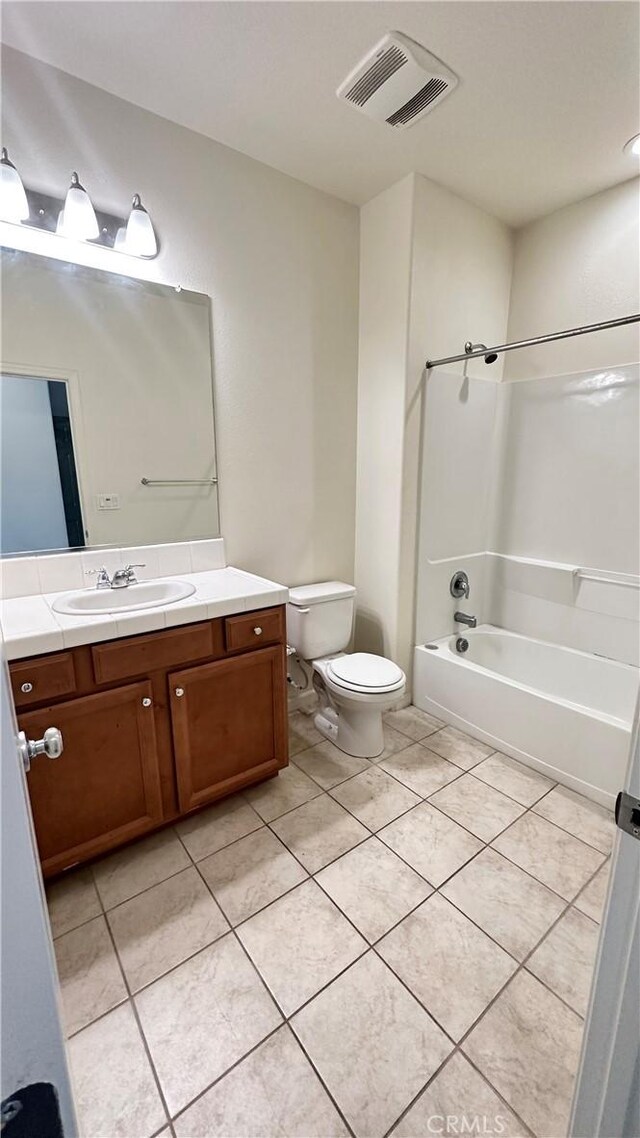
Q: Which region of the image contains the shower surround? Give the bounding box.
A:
[414,363,640,804]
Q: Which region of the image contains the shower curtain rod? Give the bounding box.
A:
[425,312,640,369]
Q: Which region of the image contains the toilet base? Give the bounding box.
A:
[314,703,385,759]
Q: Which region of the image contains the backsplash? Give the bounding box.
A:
[0,539,226,601]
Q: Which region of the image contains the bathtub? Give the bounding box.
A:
[413,625,639,808]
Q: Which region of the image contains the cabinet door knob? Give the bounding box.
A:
[21,682,33,694]
[175,687,185,697]
[19,727,63,772]
[253,627,263,636]
[142,697,152,708]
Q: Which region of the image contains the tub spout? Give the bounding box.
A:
[454,611,477,628]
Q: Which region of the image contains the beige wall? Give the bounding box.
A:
[354,172,514,676]
[506,177,640,379]
[353,175,414,662]
[1,46,359,586]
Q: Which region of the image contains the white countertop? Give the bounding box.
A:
[0,567,289,661]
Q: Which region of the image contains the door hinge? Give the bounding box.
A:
[615,791,640,840]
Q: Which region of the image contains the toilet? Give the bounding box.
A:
[287,581,406,758]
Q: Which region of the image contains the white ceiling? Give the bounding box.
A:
[2,1,639,226]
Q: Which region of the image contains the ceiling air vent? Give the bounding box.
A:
[337,32,457,129]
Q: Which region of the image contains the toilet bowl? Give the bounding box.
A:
[312,652,406,758]
[286,582,406,759]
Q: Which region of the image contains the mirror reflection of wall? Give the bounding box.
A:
[1,374,84,554]
[0,248,219,554]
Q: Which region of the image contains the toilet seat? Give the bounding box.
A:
[326,652,405,695]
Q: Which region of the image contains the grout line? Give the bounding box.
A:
[529,796,614,855]
[173,815,266,867]
[52,713,612,1137]
[454,1049,536,1138]
[86,873,173,1132]
[184,919,358,1138]
[168,1018,285,1128]
[448,852,611,1056]
[381,1046,535,1138]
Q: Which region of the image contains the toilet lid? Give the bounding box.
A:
[327,653,404,691]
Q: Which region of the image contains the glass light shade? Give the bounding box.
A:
[0,147,29,222]
[623,133,640,157]
[124,194,158,257]
[58,172,99,240]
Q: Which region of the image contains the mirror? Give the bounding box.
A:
[0,248,219,555]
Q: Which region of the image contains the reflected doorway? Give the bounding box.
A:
[0,373,85,554]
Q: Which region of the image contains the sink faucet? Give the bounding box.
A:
[454,611,477,628]
[111,564,146,588]
[90,567,112,590]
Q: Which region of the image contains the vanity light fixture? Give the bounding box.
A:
[124,194,158,257]
[623,133,640,158]
[0,147,159,258]
[0,147,29,223]
[57,172,100,240]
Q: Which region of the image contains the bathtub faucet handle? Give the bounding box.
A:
[450,571,470,600]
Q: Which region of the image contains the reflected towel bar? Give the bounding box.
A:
[141,477,218,486]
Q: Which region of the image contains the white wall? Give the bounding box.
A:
[1,46,359,586]
[355,172,513,674]
[506,178,640,380]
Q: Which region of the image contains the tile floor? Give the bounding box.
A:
[47,707,614,1138]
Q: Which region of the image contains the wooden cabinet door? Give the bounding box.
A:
[170,646,287,813]
[21,682,164,876]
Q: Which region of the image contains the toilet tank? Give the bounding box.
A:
[287,581,356,660]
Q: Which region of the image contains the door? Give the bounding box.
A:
[22,681,163,876]
[570,700,640,1137]
[0,648,77,1135]
[171,646,287,812]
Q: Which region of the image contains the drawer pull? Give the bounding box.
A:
[175,687,185,698]
[142,697,152,708]
[254,627,263,636]
[21,682,33,694]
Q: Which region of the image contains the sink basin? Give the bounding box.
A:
[51,579,196,616]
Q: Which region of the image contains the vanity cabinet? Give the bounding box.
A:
[20,683,164,876]
[10,605,288,877]
[171,647,286,812]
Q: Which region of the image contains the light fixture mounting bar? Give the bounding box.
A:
[22,187,124,249]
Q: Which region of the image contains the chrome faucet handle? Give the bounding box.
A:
[123,563,146,584]
[450,570,470,599]
[87,567,112,589]
[111,564,145,588]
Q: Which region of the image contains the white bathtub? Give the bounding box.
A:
[414,624,639,808]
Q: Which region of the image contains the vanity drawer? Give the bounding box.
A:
[10,652,77,708]
[225,607,284,653]
[92,621,222,684]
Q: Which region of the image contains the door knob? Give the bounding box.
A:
[142,697,152,708]
[175,687,184,697]
[21,682,33,694]
[253,627,263,636]
[19,727,63,772]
